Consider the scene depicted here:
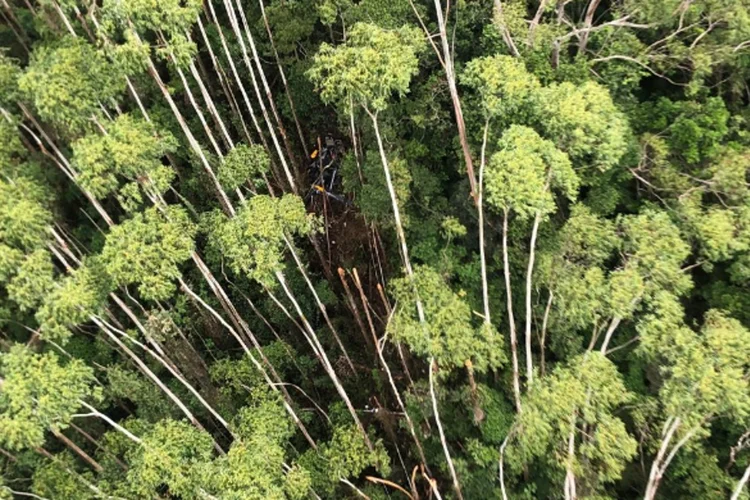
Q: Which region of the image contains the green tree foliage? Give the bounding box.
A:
[101,206,196,301]
[217,143,271,191]
[72,114,177,208]
[207,194,311,286]
[308,22,423,112]
[389,266,505,372]
[508,353,637,493]
[0,346,100,450]
[18,37,124,134]
[485,125,578,219]
[3,1,750,498]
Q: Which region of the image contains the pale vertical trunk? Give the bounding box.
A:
[578,0,602,53]
[274,270,373,451]
[195,15,254,145]
[163,45,224,159]
[478,119,491,324]
[598,315,623,354]
[90,317,225,453]
[731,464,750,500]
[493,0,522,57]
[430,358,463,500]
[142,53,235,216]
[432,0,477,200]
[499,434,510,500]
[220,0,297,193]
[13,104,115,227]
[52,429,103,473]
[282,235,355,373]
[336,268,376,355]
[233,0,297,165]
[645,417,680,500]
[368,112,425,323]
[524,211,542,385]
[78,400,142,444]
[187,56,234,149]
[503,209,522,412]
[564,418,577,500]
[528,0,549,41]
[179,275,318,449]
[202,4,285,187]
[257,0,308,158]
[96,316,232,433]
[349,268,433,479]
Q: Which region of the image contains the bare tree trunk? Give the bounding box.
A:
[282,235,356,373]
[257,0,308,158]
[52,430,103,473]
[78,400,142,444]
[578,0,602,54]
[349,268,434,479]
[91,317,225,454]
[564,417,577,500]
[503,209,522,413]
[179,274,318,449]
[731,464,750,500]
[430,358,463,500]
[233,0,297,166]
[219,0,297,193]
[478,119,492,325]
[644,417,680,500]
[528,0,549,42]
[195,15,254,146]
[143,55,235,216]
[524,211,542,386]
[432,0,477,200]
[274,270,373,452]
[493,0,521,57]
[368,111,425,323]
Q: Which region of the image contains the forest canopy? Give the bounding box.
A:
[0,0,749,498]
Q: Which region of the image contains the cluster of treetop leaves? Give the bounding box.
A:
[0,0,750,498]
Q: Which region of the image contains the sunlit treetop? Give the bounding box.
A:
[72,114,177,210]
[126,419,214,499]
[389,266,506,372]
[0,345,101,451]
[101,206,196,301]
[508,353,637,489]
[35,258,113,344]
[0,54,21,109]
[5,249,56,312]
[18,37,125,135]
[639,304,750,432]
[100,0,201,67]
[307,22,424,112]
[0,178,52,252]
[485,125,578,220]
[536,81,629,174]
[218,143,271,192]
[462,55,541,121]
[207,194,313,287]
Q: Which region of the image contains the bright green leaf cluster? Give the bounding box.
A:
[101,206,196,301]
[0,346,100,451]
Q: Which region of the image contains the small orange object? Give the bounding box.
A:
[310,149,319,159]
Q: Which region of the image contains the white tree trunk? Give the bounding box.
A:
[503,209,522,413]
[524,211,542,385]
